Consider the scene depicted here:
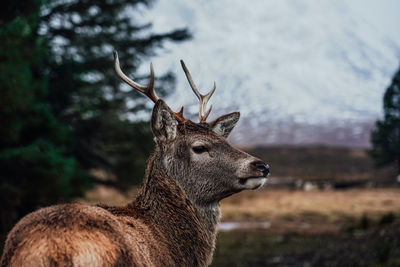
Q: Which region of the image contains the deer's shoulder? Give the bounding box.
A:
[3,203,169,267]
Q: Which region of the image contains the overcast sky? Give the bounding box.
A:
[346,0,400,44]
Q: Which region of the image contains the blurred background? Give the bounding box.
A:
[1,0,399,266]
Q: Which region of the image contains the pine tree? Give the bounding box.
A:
[39,0,191,187]
[370,68,400,176]
[0,0,90,244]
[0,0,190,249]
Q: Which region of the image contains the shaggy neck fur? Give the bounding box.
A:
[131,153,220,266]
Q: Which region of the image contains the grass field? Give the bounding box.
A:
[74,145,400,266]
[81,186,400,266]
[81,185,400,234]
[211,225,400,267]
[214,188,400,266]
[3,146,399,265]
[220,188,400,234]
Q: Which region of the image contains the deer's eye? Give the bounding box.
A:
[192,145,208,154]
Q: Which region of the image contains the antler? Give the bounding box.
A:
[114,51,186,122]
[180,60,216,123]
[114,51,158,103]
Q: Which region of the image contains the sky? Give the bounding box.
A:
[346,0,400,44]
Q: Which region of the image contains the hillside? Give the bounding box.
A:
[245,146,395,184]
[138,0,400,147]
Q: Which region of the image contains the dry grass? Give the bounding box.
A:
[220,188,400,234]
[78,186,400,234]
[221,188,400,221]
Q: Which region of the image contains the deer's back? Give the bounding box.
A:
[1,203,172,267]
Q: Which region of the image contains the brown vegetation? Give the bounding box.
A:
[79,185,400,235]
[221,188,400,234]
[246,146,396,182]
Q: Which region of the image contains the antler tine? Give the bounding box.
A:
[114,51,186,123]
[180,60,216,122]
[114,50,158,103]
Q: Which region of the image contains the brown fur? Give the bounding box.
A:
[1,100,268,266]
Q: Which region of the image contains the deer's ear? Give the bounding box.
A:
[151,100,178,141]
[209,112,240,138]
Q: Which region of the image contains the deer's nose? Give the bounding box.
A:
[252,161,270,177]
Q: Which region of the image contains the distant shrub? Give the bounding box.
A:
[360,214,370,230]
[379,212,396,226]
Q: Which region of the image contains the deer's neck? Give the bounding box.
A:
[132,156,219,266]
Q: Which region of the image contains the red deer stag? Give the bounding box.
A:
[1,52,270,267]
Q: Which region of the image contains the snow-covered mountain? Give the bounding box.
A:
[134,0,400,147]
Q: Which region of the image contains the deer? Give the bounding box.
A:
[0,52,270,267]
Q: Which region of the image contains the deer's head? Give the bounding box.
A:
[114,52,269,205]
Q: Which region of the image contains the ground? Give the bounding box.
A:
[79,185,400,266]
[81,186,400,235]
[220,188,400,235]
[213,188,400,266]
